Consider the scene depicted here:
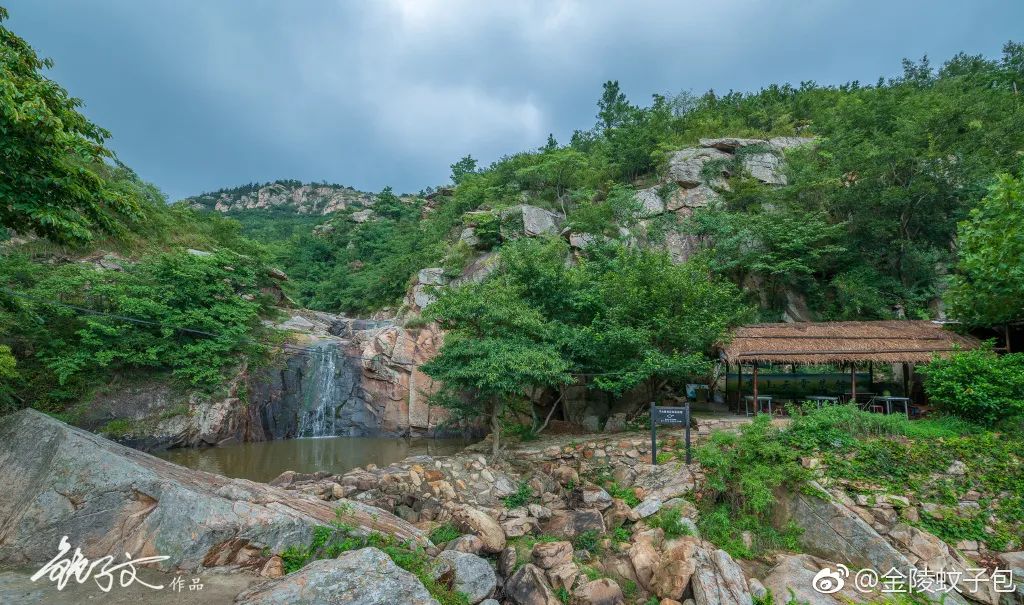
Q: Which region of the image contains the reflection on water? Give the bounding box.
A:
[156,436,473,483]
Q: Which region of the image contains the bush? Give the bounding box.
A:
[503,480,534,508]
[646,506,693,539]
[0,249,273,410]
[919,348,1024,425]
[572,530,600,554]
[427,523,460,545]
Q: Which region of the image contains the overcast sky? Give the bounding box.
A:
[6,1,1023,200]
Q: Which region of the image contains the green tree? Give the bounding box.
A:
[0,8,143,242]
[920,347,1024,425]
[449,155,478,185]
[422,278,573,455]
[946,170,1024,327]
[597,80,632,132]
[424,238,751,444]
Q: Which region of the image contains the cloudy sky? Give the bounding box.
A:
[6,1,1023,200]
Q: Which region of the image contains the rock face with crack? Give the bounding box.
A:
[234,547,440,605]
[774,482,970,605]
[0,410,425,571]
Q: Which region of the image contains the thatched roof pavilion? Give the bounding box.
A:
[719,320,980,366]
[718,321,982,412]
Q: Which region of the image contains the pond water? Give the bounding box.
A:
[156,436,474,483]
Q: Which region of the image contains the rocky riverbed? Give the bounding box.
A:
[1,409,1020,605]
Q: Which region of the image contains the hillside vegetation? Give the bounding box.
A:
[222,46,1024,325]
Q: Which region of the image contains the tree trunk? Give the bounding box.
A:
[536,392,564,435]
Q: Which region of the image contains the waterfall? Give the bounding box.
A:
[297,340,346,438]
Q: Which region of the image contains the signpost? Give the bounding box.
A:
[650,401,691,465]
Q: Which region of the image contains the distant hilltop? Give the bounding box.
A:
[183,180,413,215]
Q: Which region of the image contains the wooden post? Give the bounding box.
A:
[724,361,730,410]
[850,363,857,402]
[650,401,657,465]
[869,362,874,389]
[902,362,911,398]
[752,364,759,412]
[737,363,743,413]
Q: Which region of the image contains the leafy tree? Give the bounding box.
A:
[688,202,846,311]
[0,249,274,409]
[513,147,591,207]
[920,347,1024,425]
[421,277,572,455]
[449,155,478,185]
[946,169,1024,327]
[0,8,143,242]
[565,184,640,237]
[424,238,751,446]
[597,80,632,132]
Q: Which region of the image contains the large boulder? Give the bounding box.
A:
[774,482,969,605]
[741,152,786,185]
[761,554,869,605]
[541,509,606,539]
[689,547,751,605]
[434,550,496,604]
[635,187,666,216]
[650,537,699,600]
[506,563,561,605]
[632,462,697,502]
[627,540,660,591]
[532,541,574,569]
[449,505,506,553]
[668,147,731,187]
[572,485,614,510]
[235,547,439,605]
[0,410,424,571]
[572,578,624,604]
[665,184,719,211]
[499,205,564,238]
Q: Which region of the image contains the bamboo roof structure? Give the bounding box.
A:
[719,321,980,365]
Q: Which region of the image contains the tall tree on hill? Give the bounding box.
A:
[0,8,143,242]
[597,80,632,132]
[947,169,1024,330]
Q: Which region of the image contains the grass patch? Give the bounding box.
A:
[646,506,693,539]
[503,480,533,508]
[428,522,461,545]
[572,530,600,554]
[99,418,135,438]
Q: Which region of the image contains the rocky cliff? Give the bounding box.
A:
[87,311,464,450]
[184,180,415,215]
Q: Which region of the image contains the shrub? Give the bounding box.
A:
[646,506,693,539]
[503,480,534,508]
[919,348,1024,425]
[572,530,600,554]
[428,523,461,545]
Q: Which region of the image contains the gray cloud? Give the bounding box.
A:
[5,0,1021,200]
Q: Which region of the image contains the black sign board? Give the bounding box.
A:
[650,402,691,465]
[652,406,688,425]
